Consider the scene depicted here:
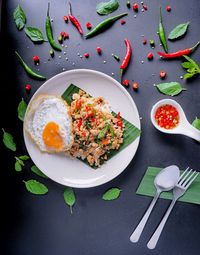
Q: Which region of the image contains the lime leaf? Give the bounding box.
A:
[23,180,48,195]
[18,98,27,121]
[102,187,121,201]
[2,129,16,151]
[96,0,119,15]
[168,22,189,40]
[156,82,186,96]
[13,5,26,30]
[15,161,22,172]
[192,117,200,131]
[25,27,45,42]
[181,62,194,69]
[184,72,195,79]
[63,187,76,214]
[19,155,29,160]
[183,55,200,70]
[31,165,47,178]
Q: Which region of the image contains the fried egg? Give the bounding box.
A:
[24,95,73,153]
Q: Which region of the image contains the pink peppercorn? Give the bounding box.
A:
[143,4,148,10]
[96,47,102,55]
[120,20,126,25]
[132,82,139,90]
[166,5,171,12]
[60,31,69,39]
[25,84,31,92]
[86,22,92,29]
[33,55,40,64]
[122,79,129,86]
[133,3,139,11]
[84,53,90,58]
[63,16,68,22]
[147,52,154,60]
[143,39,147,45]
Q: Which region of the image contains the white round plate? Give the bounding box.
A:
[24,69,141,188]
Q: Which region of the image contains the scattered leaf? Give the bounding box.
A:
[63,187,76,214]
[23,180,48,195]
[25,27,45,43]
[156,82,186,96]
[96,0,119,15]
[19,155,29,160]
[182,55,200,79]
[168,22,189,40]
[15,161,22,172]
[17,99,27,121]
[13,5,26,30]
[183,72,195,79]
[2,129,16,151]
[192,117,200,131]
[31,165,47,178]
[102,187,121,200]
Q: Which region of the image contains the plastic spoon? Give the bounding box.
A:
[130,165,180,243]
[151,99,200,142]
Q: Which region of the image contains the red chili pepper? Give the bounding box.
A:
[132,3,139,11]
[25,84,31,92]
[157,41,200,58]
[117,112,123,128]
[85,106,93,117]
[68,2,83,35]
[122,79,129,86]
[132,82,139,90]
[120,20,126,25]
[166,5,171,12]
[84,53,90,58]
[147,52,153,60]
[33,55,40,64]
[63,16,68,22]
[159,70,167,79]
[91,117,96,122]
[77,119,82,130]
[60,31,69,39]
[96,47,102,54]
[120,39,132,80]
[86,22,92,29]
[75,99,82,109]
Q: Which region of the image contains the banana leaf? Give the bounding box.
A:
[136,167,200,205]
[62,84,141,168]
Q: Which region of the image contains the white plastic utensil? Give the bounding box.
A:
[151,99,200,142]
[130,165,180,243]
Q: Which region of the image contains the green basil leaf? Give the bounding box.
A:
[156,82,186,96]
[168,22,189,40]
[31,165,47,178]
[184,72,195,79]
[13,5,26,30]
[102,187,121,200]
[19,155,29,160]
[23,180,48,195]
[2,129,16,151]
[15,161,22,172]
[18,159,24,166]
[183,55,200,70]
[96,0,119,15]
[25,27,45,42]
[192,117,200,131]
[181,62,194,69]
[98,125,108,139]
[17,98,27,121]
[63,187,76,214]
[187,68,196,73]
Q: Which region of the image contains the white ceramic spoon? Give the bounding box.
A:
[130,165,180,243]
[151,99,200,142]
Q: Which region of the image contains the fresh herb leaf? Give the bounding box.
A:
[192,117,200,131]
[168,22,189,40]
[96,0,119,15]
[23,180,48,195]
[13,5,26,30]
[84,120,91,129]
[63,187,76,214]
[102,187,121,200]
[18,98,27,121]
[98,126,108,139]
[19,155,29,160]
[182,55,200,80]
[15,161,22,172]
[25,27,45,43]
[156,82,186,96]
[31,165,47,178]
[2,129,16,151]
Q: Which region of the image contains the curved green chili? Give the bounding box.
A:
[158,7,168,53]
[46,3,62,51]
[85,12,128,39]
[15,51,46,80]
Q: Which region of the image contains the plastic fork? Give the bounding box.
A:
[147,167,199,250]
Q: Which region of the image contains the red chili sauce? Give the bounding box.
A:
[155,104,179,129]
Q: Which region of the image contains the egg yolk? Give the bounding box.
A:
[42,122,63,150]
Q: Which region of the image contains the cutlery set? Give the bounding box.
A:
[130,166,199,249]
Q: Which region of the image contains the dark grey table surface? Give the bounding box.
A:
[1,0,200,254]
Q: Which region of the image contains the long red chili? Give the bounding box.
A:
[68,2,83,35]
[120,39,132,79]
[157,41,200,58]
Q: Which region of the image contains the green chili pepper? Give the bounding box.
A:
[112,54,120,61]
[158,7,168,53]
[15,51,46,80]
[85,12,128,39]
[46,3,62,51]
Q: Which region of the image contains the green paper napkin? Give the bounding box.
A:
[136,167,200,205]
